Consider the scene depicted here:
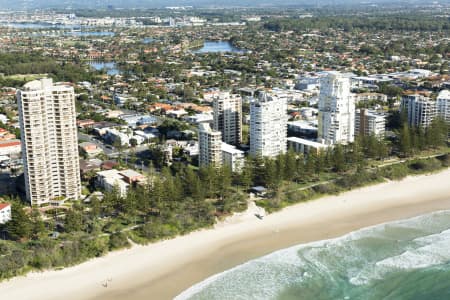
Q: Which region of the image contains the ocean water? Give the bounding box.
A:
[176,210,450,300]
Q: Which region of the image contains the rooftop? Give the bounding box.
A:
[22,78,72,91]
[438,90,450,100]
[0,203,11,210]
[119,169,144,179]
[221,143,244,155]
[0,140,21,148]
[287,137,328,148]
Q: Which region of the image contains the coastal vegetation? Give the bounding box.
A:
[0,115,448,280]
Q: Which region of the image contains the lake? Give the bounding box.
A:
[193,41,245,54]
[1,23,115,37]
[30,31,115,37]
[68,31,115,37]
[142,37,155,44]
[89,62,120,76]
[0,22,77,29]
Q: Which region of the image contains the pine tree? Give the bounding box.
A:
[399,124,412,156]
[30,208,46,239]
[64,209,84,233]
[184,167,204,201]
[217,166,232,200]
[239,157,254,190]
[6,204,32,241]
[284,149,297,180]
[331,144,346,172]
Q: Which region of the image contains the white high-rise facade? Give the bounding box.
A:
[437,90,450,123]
[221,143,245,173]
[318,72,355,145]
[250,92,288,157]
[213,92,242,146]
[401,94,436,128]
[198,123,222,168]
[17,78,81,205]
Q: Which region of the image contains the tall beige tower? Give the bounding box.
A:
[17,78,81,205]
[198,123,222,168]
[213,92,242,146]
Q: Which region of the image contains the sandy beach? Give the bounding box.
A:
[1,168,450,300]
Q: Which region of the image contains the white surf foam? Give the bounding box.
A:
[176,210,450,298]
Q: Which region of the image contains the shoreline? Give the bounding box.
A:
[1,168,450,300]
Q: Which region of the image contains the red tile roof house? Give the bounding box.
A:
[0,140,21,156]
[79,142,102,157]
[101,160,119,170]
[0,128,16,141]
[0,203,11,224]
[77,119,96,129]
[119,169,145,184]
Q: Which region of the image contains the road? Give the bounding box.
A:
[78,132,117,156]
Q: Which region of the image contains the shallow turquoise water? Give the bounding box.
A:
[176,210,450,300]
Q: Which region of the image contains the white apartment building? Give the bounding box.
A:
[250,92,288,157]
[355,109,386,137]
[0,203,11,224]
[96,169,129,197]
[287,137,328,155]
[437,90,450,123]
[318,72,355,145]
[401,94,436,128]
[198,123,222,167]
[213,92,242,146]
[17,78,81,205]
[221,143,245,173]
[354,93,388,104]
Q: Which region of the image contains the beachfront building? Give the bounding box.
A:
[213,92,242,146]
[250,92,288,157]
[437,90,450,123]
[17,78,81,205]
[221,143,245,173]
[0,203,11,224]
[198,123,222,167]
[318,72,355,145]
[287,137,328,155]
[401,94,436,128]
[355,109,386,137]
[96,169,145,197]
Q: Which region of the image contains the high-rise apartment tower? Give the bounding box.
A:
[250,92,288,157]
[198,123,222,168]
[318,72,355,145]
[17,78,81,205]
[213,92,242,146]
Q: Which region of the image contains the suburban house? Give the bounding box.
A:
[0,203,11,224]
